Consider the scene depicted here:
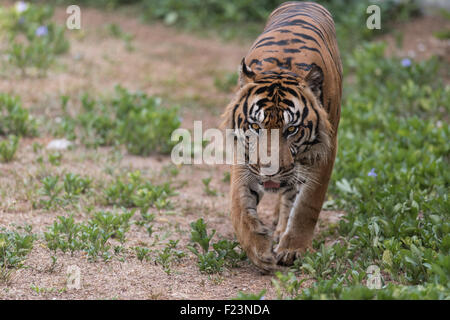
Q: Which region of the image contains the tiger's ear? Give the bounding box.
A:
[305,64,324,102]
[239,58,256,87]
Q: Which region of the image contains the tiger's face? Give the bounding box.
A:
[223,59,332,192]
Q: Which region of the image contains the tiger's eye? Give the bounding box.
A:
[287,126,296,132]
[251,123,260,130]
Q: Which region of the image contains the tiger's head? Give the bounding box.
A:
[222,59,333,192]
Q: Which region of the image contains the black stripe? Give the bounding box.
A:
[252,36,275,48]
[249,188,260,205]
[284,48,300,53]
[295,63,313,71]
[255,39,290,49]
[248,59,262,67]
[292,32,321,47]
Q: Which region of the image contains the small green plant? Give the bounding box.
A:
[188,218,245,274]
[57,87,180,154]
[39,175,63,209]
[63,173,92,199]
[271,272,306,300]
[0,135,19,162]
[38,173,92,209]
[89,210,134,243]
[0,93,37,137]
[222,172,230,183]
[189,218,215,253]
[433,29,450,40]
[212,239,246,268]
[44,215,81,254]
[44,210,134,261]
[105,170,175,211]
[134,246,151,262]
[48,152,62,166]
[202,177,217,196]
[155,240,186,274]
[0,226,35,283]
[112,86,181,155]
[233,289,266,300]
[214,72,238,92]
[105,23,134,51]
[0,3,70,75]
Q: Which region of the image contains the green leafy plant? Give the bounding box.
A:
[0,93,37,137]
[112,86,181,155]
[214,71,238,92]
[105,23,134,51]
[48,152,62,166]
[38,173,92,209]
[233,289,266,300]
[271,272,307,300]
[44,210,134,261]
[188,218,245,273]
[105,170,175,211]
[0,226,35,283]
[202,177,217,196]
[0,3,70,75]
[0,135,19,163]
[56,87,181,154]
[134,246,151,262]
[155,240,186,274]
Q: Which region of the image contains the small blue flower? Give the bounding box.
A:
[15,1,29,13]
[368,168,377,177]
[35,25,48,37]
[401,58,412,67]
[18,17,25,25]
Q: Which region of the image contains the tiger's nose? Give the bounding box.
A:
[260,164,279,177]
[260,164,294,177]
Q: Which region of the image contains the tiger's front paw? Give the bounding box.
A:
[274,234,311,266]
[242,224,277,273]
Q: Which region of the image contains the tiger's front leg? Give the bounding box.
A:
[275,147,337,266]
[230,166,276,272]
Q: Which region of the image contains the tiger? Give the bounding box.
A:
[221,1,343,272]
